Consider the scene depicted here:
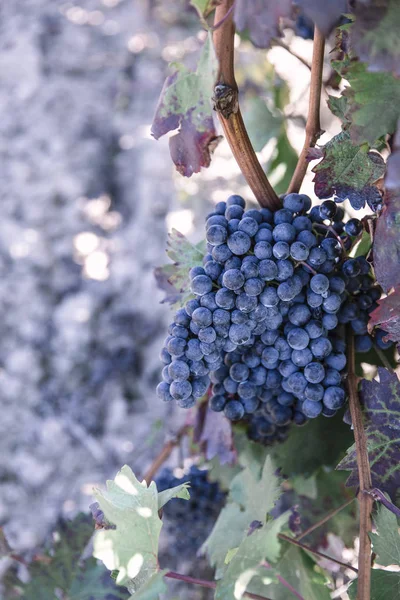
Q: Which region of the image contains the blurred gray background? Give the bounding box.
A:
[0,0,346,558]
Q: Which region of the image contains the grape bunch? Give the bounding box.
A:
[156,466,225,554]
[157,193,390,445]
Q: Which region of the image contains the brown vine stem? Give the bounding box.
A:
[213,0,281,211]
[278,533,358,574]
[287,27,325,194]
[347,331,373,599]
[295,497,355,541]
[143,425,189,485]
[165,571,272,600]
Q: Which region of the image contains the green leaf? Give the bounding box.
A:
[243,97,283,152]
[229,456,281,521]
[154,229,205,308]
[69,559,128,600]
[21,515,127,600]
[157,482,190,510]
[351,0,400,77]
[233,429,269,478]
[291,474,318,500]
[333,59,400,145]
[370,504,400,567]
[214,514,288,600]
[264,545,331,600]
[311,131,385,205]
[353,230,372,258]
[207,456,242,491]
[202,456,282,578]
[23,514,94,599]
[348,570,400,600]
[190,0,218,18]
[271,410,353,477]
[128,571,167,600]
[291,470,357,549]
[201,503,251,578]
[93,466,162,593]
[327,95,349,125]
[151,34,220,176]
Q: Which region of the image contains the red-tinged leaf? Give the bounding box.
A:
[151,34,221,177]
[200,405,236,465]
[374,125,400,293]
[352,0,400,77]
[296,0,348,36]
[311,132,385,209]
[337,368,400,502]
[234,0,292,48]
[374,129,400,291]
[369,288,400,344]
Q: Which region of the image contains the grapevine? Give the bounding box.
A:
[3,3,400,600]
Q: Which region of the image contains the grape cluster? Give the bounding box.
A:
[156,466,225,554]
[157,194,388,445]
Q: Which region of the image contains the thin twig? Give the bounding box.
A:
[287,27,325,194]
[213,0,281,211]
[165,571,272,600]
[143,425,189,485]
[278,533,358,574]
[262,562,305,600]
[347,331,373,599]
[296,497,355,541]
[272,39,312,70]
[373,344,395,374]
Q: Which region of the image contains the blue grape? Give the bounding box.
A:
[304,362,325,384]
[325,352,347,371]
[254,241,273,259]
[310,274,329,294]
[355,334,373,353]
[302,400,323,418]
[226,194,246,207]
[227,231,251,255]
[273,223,296,243]
[222,268,245,290]
[170,380,192,400]
[323,386,346,410]
[206,224,228,246]
[224,400,244,421]
[239,217,259,236]
[287,328,309,350]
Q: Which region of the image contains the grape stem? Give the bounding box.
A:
[213,0,281,211]
[287,27,325,194]
[165,571,272,599]
[262,562,305,600]
[278,533,358,574]
[143,425,190,485]
[295,497,355,541]
[346,331,373,599]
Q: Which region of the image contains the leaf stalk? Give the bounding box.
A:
[287,27,325,194]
